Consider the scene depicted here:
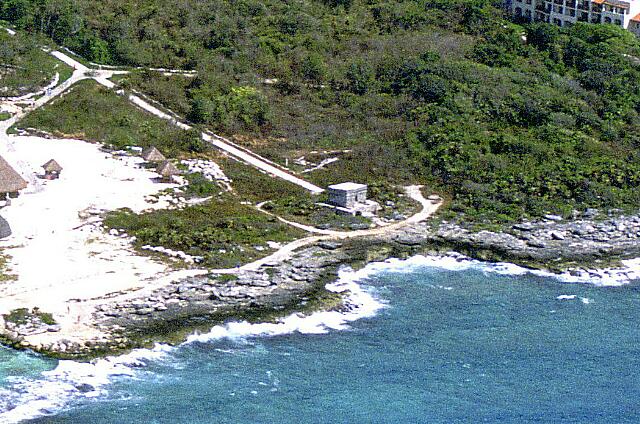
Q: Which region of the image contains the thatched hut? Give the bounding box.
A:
[42,159,63,180]
[156,160,180,182]
[141,146,166,163]
[0,156,27,198]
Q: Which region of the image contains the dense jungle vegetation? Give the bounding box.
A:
[4,0,640,222]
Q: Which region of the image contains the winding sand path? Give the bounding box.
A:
[226,186,442,272]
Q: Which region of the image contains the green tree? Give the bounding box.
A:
[300,53,327,84]
[346,61,375,95]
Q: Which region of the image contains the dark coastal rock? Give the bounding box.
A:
[318,241,342,250]
[75,383,95,393]
[583,208,599,219]
[0,215,11,239]
[250,279,272,287]
[568,223,594,236]
[527,240,547,248]
[513,222,534,231]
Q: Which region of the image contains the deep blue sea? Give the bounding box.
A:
[1,255,640,423]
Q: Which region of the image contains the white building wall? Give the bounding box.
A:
[510,0,640,31]
[625,0,640,27]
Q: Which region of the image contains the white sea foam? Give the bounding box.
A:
[360,252,531,277]
[557,295,577,300]
[0,265,387,423]
[555,295,592,305]
[0,344,173,424]
[184,266,386,344]
[359,251,640,287]
[529,257,640,287]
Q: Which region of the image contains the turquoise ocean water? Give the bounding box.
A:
[1,255,639,423]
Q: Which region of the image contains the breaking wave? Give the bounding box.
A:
[1,251,637,423]
[0,264,386,423]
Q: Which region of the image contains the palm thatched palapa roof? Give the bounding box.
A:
[0,155,27,193]
[141,146,166,162]
[157,160,180,177]
[42,159,63,173]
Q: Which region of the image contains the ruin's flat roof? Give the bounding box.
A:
[328,182,367,191]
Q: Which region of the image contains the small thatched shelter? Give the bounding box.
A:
[156,160,180,182]
[142,146,166,162]
[42,159,63,180]
[0,156,27,198]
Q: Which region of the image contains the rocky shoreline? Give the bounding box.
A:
[0,239,401,359]
[428,210,640,269]
[2,209,640,359]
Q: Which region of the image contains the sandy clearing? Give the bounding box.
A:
[0,135,203,331]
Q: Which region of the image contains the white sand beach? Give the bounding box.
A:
[0,135,206,346]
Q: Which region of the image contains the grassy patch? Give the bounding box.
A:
[263,194,372,230]
[182,172,221,198]
[262,182,418,229]
[55,61,74,84]
[117,70,193,117]
[215,154,310,203]
[4,308,56,326]
[0,112,10,121]
[368,182,420,219]
[0,31,58,97]
[103,195,305,269]
[12,80,207,158]
[218,153,418,229]
[215,274,239,283]
[0,252,16,281]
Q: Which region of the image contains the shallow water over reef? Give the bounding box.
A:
[1,255,640,423]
